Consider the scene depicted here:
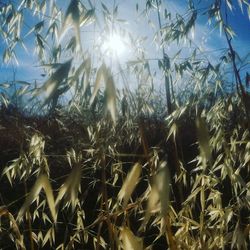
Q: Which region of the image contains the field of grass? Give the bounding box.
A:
[0,90,249,249]
[1,0,250,249]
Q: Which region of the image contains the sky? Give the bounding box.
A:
[0,0,250,95]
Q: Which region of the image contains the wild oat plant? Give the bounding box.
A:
[0,0,250,249]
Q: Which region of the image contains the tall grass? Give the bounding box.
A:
[0,0,250,249]
[1,88,249,249]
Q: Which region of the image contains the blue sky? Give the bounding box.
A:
[0,0,249,92]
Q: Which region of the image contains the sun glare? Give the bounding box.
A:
[102,34,126,58]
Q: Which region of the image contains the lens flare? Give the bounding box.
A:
[102,34,125,57]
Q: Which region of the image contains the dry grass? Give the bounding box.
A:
[0,92,249,249]
[1,0,250,249]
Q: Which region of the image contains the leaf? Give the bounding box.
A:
[36,59,72,107]
[89,63,105,105]
[40,0,46,14]
[42,176,57,223]
[18,178,43,221]
[55,165,82,209]
[15,80,31,85]
[64,0,80,27]
[80,9,95,27]
[185,187,202,204]
[104,67,117,123]
[0,207,25,249]
[144,161,170,225]
[25,20,44,37]
[17,174,56,222]
[42,227,55,247]
[120,227,143,250]
[83,57,91,94]
[136,3,139,12]
[36,34,45,48]
[69,57,91,93]
[225,0,233,11]
[196,116,211,163]
[154,161,171,217]
[60,0,82,52]
[167,122,177,141]
[118,163,142,208]
[90,64,117,123]
[101,3,110,15]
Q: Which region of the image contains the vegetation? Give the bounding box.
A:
[0,0,250,249]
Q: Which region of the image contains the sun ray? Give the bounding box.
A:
[102,33,126,57]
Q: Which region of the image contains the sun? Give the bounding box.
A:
[102,33,126,58]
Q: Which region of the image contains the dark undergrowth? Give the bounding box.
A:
[0,92,249,249]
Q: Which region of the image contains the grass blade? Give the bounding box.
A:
[118,163,142,208]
